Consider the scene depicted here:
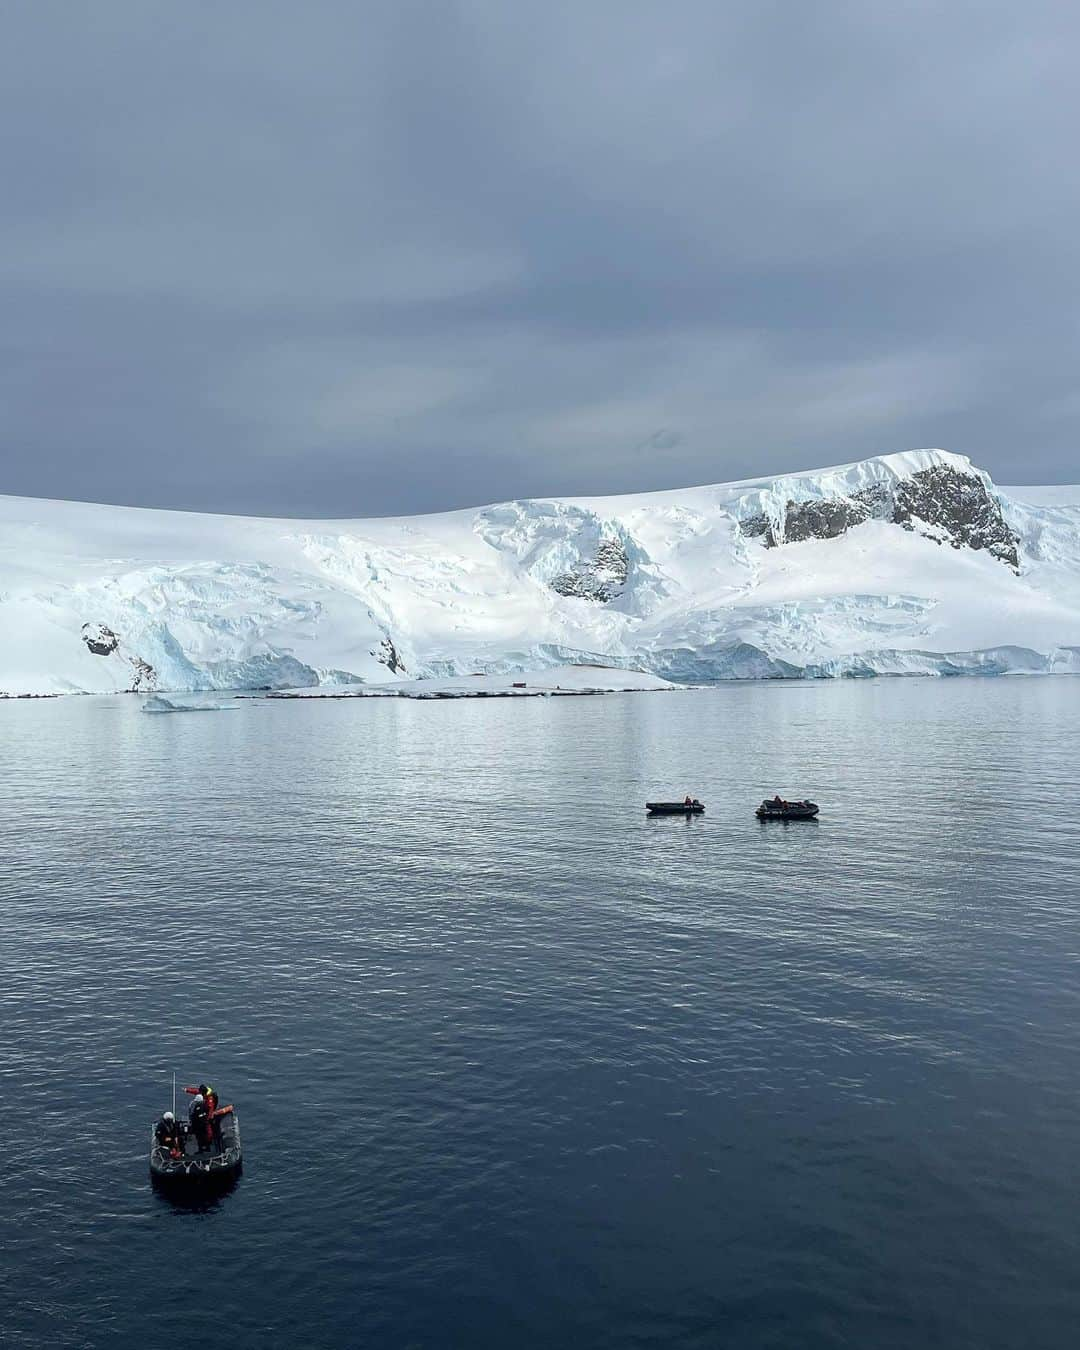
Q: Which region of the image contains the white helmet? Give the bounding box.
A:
[193,1094,204,1105]
[163,1110,175,1122]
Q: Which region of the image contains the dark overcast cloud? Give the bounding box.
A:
[1,0,1078,515]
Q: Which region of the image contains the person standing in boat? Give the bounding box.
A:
[184,1081,218,1115]
[186,1081,226,1148]
[188,1093,213,1150]
[155,1110,183,1158]
[184,1079,237,1141]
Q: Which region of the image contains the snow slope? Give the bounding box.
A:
[2,448,1079,694]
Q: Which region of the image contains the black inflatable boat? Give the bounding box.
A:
[150,1110,242,1190]
[756,799,819,820]
[646,800,705,815]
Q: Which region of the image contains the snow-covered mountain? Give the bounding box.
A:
[2,448,1079,695]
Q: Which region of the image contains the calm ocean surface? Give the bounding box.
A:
[2,679,1079,1349]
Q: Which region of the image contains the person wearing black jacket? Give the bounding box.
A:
[154,1111,183,1157]
[188,1093,212,1150]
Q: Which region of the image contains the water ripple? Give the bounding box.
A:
[1,679,1079,1347]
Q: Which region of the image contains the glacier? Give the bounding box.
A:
[1,448,1078,695]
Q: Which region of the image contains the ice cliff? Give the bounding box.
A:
[1,448,1078,694]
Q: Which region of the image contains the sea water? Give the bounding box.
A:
[2,679,1079,1348]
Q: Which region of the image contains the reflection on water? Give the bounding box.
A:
[151,1175,241,1214]
[1,678,1079,1348]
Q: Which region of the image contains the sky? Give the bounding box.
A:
[1,1,1078,517]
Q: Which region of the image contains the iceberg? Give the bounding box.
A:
[141,695,235,713]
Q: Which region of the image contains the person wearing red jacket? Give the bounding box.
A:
[184,1082,218,1114]
[184,1082,220,1149]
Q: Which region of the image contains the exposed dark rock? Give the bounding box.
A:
[740,513,773,542]
[551,537,629,602]
[739,466,1019,569]
[744,484,893,548]
[81,622,120,656]
[373,636,405,674]
[127,656,157,692]
[853,483,893,515]
[780,485,892,544]
[79,622,160,689]
[782,497,869,544]
[891,465,1019,569]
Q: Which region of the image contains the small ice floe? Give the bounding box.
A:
[141,695,234,713]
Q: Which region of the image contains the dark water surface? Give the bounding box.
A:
[2,680,1079,1348]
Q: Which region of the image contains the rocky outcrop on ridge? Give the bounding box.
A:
[373,636,406,674]
[81,622,120,655]
[128,656,157,692]
[80,621,159,690]
[741,464,1019,569]
[742,484,890,547]
[892,465,1019,568]
[551,538,629,602]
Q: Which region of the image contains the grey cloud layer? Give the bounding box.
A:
[2,1,1077,514]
